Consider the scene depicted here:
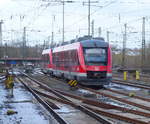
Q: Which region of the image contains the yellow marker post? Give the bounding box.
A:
[5,75,14,97]
[136,71,140,80]
[68,80,78,87]
[70,80,76,86]
[73,82,78,86]
[129,92,135,97]
[68,80,73,85]
[123,71,127,81]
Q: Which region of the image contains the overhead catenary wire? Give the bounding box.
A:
[62,1,117,32]
[2,0,150,49]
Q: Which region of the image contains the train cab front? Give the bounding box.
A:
[77,40,112,86]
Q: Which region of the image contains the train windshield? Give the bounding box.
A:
[84,48,107,65]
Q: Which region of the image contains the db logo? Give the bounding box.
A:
[95,67,99,71]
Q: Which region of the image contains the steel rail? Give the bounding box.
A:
[29,73,150,110]
[107,88,150,102]
[22,74,112,124]
[23,73,150,123]
[112,79,150,90]
[33,88,112,124]
[55,89,150,118]
[25,73,150,116]
[80,86,150,111]
[85,106,148,124]
[18,78,68,124]
[23,74,150,122]
[33,88,149,124]
[22,73,71,101]
[35,73,150,102]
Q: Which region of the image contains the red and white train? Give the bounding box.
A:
[41,36,112,86]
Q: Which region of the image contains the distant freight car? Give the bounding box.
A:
[42,36,112,86]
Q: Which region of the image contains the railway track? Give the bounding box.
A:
[19,72,150,124]
[106,88,150,102]
[0,75,6,80]
[17,78,68,124]
[31,72,150,105]
[113,72,150,90]
[17,75,111,124]
[112,79,150,90]
[79,86,150,111]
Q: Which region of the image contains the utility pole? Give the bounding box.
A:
[61,1,74,44]
[82,1,98,36]
[51,15,55,48]
[36,0,74,45]
[0,20,3,46]
[141,17,145,70]
[47,36,50,48]
[35,44,38,57]
[122,23,127,68]
[43,40,46,50]
[4,43,8,65]
[51,32,54,47]
[88,0,91,36]
[98,27,101,37]
[106,31,109,43]
[23,27,26,59]
[0,20,3,58]
[62,0,65,44]
[91,20,94,37]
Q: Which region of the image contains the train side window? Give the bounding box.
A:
[69,50,79,66]
[56,52,60,67]
[75,51,79,65]
[53,50,80,67]
[46,54,50,64]
[66,51,70,67]
[42,54,50,64]
[53,53,57,65]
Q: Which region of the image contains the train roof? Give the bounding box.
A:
[52,39,108,53]
[53,42,80,53]
[80,39,108,48]
[52,36,107,48]
[44,36,109,53]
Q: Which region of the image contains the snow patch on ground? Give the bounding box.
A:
[106,83,140,91]
[0,81,56,124]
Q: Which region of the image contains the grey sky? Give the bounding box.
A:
[1,0,150,48]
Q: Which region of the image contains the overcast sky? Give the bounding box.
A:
[1,0,150,48]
